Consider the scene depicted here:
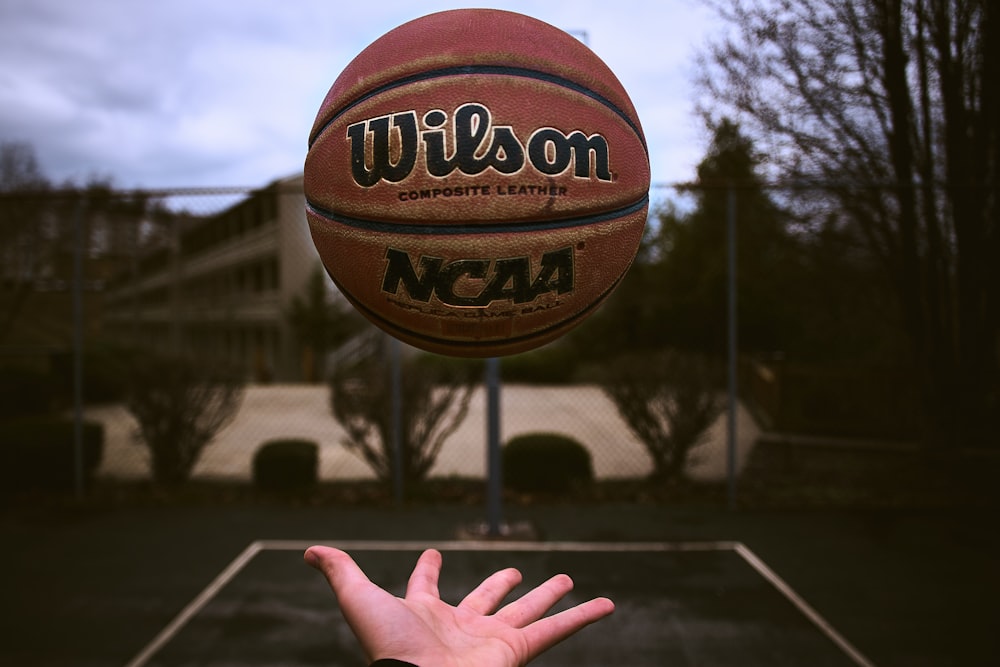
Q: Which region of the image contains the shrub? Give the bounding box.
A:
[50,344,132,405]
[502,432,593,494]
[330,341,477,488]
[0,416,104,495]
[599,349,724,483]
[0,365,55,419]
[252,439,319,493]
[125,351,244,487]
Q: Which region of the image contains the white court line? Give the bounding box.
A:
[262,539,741,553]
[123,539,877,667]
[123,541,263,667]
[734,543,878,667]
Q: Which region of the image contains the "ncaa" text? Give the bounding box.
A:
[381,246,574,307]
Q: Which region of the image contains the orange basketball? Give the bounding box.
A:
[304,9,649,357]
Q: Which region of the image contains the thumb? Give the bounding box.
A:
[304,545,399,615]
[304,546,368,591]
[303,546,401,662]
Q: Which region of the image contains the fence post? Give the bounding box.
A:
[727,184,738,510]
[389,335,403,504]
[72,195,86,500]
[485,357,503,536]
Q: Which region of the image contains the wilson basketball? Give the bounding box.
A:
[304,9,649,357]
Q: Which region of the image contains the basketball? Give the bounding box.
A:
[304,8,649,357]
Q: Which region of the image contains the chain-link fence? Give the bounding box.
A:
[0,180,664,488]
[1,177,996,505]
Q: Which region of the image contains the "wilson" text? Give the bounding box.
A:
[348,103,611,187]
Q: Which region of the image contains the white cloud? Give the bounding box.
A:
[0,0,720,189]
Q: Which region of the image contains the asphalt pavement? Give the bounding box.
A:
[2,501,997,666]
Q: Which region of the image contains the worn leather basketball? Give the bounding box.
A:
[304,8,649,357]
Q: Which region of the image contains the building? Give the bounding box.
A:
[102,174,327,381]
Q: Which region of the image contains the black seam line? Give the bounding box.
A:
[305,194,649,236]
[308,65,648,154]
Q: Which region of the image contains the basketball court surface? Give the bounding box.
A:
[124,540,875,667]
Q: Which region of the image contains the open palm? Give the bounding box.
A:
[305,546,614,667]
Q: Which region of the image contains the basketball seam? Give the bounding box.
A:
[305,194,649,235]
[308,65,647,154]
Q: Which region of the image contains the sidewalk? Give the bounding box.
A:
[87,383,760,484]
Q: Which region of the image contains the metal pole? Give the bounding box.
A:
[389,336,404,504]
[168,216,180,355]
[72,196,86,499]
[726,185,738,510]
[485,357,503,536]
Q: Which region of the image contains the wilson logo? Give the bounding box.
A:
[381,246,574,307]
[348,103,611,187]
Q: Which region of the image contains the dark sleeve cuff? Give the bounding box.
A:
[370,660,419,667]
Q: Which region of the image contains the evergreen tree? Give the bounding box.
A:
[578,119,799,359]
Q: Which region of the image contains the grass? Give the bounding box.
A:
[3,420,997,515]
[6,438,998,514]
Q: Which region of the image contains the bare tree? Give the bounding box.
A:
[330,336,477,486]
[1,150,168,345]
[698,0,998,445]
[601,350,725,483]
[0,142,54,342]
[125,351,244,486]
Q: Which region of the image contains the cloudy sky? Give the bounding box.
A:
[0,0,719,197]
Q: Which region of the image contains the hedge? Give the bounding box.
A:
[502,432,593,494]
[0,416,104,495]
[252,439,319,493]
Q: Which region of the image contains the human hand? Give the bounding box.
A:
[304,546,614,667]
